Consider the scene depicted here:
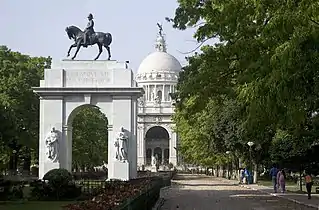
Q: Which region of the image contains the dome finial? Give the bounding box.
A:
[155,22,167,52]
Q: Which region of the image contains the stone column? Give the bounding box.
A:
[162,148,165,164]
[62,125,72,172]
[107,125,114,177]
[137,125,145,166]
[162,85,165,101]
[169,132,177,165]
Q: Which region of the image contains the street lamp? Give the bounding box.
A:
[247,141,254,179]
[226,151,231,179]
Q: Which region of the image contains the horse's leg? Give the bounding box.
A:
[67,43,77,57]
[72,43,81,60]
[104,45,111,60]
[94,44,103,60]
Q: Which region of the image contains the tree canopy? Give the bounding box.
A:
[0,46,51,171]
[170,0,319,170]
[72,106,108,171]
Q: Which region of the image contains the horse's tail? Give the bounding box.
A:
[104,33,112,46]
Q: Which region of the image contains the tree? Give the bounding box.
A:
[0,46,51,172]
[72,106,108,171]
[169,0,319,167]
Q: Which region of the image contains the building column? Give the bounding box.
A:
[162,85,165,101]
[162,148,165,164]
[62,125,72,172]
[137,125,145,166]
[169,132,177,166]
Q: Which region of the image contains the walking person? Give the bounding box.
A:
[239,168,245,184]
[244,168,250,184]
[277,169,286,193]
[305,171,313,199]
[269,164,279,193]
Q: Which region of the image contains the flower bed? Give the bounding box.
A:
[63,177,164,210]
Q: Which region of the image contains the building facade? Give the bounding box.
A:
[135,27,181,168]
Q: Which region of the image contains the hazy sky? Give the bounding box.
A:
[0,0,204,72]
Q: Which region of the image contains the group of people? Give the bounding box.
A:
[269,165,286,193]
[240,168,251,184]
[270,165,314,199]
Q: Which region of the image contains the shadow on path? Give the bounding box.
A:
[161,175,316,210]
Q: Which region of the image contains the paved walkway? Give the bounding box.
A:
[238,183,319,209]
[160,174,317,210]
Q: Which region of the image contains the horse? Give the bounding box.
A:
[65,25,112,60]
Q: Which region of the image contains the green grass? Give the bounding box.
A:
[258,180,319,193]
[0,201,74,210]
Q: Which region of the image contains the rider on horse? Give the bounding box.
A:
[83,13,95,47]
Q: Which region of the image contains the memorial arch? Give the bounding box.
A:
[33,60,143,179]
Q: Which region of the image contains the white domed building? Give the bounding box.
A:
[135,26,181,169]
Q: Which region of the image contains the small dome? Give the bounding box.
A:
[137,51,182,74]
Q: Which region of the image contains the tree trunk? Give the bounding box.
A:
[299,167,303,191]
[23,150,31,175]
[8,155,14,175]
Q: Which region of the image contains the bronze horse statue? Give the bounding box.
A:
[65,26,112,60]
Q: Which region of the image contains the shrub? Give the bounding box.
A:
[31,169,81,200]
[0,179,26,201]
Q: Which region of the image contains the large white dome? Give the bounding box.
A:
[137,51,182,74]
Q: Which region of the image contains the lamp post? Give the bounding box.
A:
[247,141,254,183]
[226,151,231,179]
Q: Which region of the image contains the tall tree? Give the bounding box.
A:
[0,46,51,172]
[170,0,319,167]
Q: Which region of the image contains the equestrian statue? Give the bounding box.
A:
[65,13,112,60]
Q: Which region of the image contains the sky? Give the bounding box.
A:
[0,0,204,72]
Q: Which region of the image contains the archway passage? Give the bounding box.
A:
[69,105,108,175]
[145,126,169,165]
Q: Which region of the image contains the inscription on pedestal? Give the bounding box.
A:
[64,70,112,87]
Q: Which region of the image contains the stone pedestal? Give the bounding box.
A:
[109,161,130,181]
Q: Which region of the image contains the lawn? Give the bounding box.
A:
[258,180,319,193]
[0,201,74,210]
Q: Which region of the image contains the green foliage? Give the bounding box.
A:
[170,0,319,169]
[41,169,81,200]
[72,106,108,170]
[43,169,73,183]
[0,46,51,170]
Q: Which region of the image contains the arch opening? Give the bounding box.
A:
[67,104,108,176]
[145,126,169,165]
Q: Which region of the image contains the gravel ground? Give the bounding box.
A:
[160,175,316,210]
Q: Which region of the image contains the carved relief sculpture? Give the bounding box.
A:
[114,127,129,162]
[45,127,59,162]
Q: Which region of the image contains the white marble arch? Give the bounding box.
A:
[33,60,144,179]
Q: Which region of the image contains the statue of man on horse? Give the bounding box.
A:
[83,13,95,47]
[65,13,112,60]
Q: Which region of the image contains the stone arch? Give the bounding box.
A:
[34,60,143,180]
[67,104,109,126]
[145,125,170,139]
[145,126,170,165]
[66,104,108,172]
